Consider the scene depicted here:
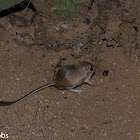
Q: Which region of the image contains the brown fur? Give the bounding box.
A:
[54,61,95,89]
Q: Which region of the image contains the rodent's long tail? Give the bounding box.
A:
[0,83,54,106]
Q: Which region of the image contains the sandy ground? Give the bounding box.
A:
[0,0,140,139]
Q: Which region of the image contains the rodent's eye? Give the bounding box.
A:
[90,67,93,71]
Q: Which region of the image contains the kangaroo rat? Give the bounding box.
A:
[0,61,96,106]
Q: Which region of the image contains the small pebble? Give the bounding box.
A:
[103,70,109,77]
[64,97,67,99]
[84,18,90,25]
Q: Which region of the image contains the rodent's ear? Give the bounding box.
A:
[83,66,88,73]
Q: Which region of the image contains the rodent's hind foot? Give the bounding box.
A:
[70,89,83,93]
